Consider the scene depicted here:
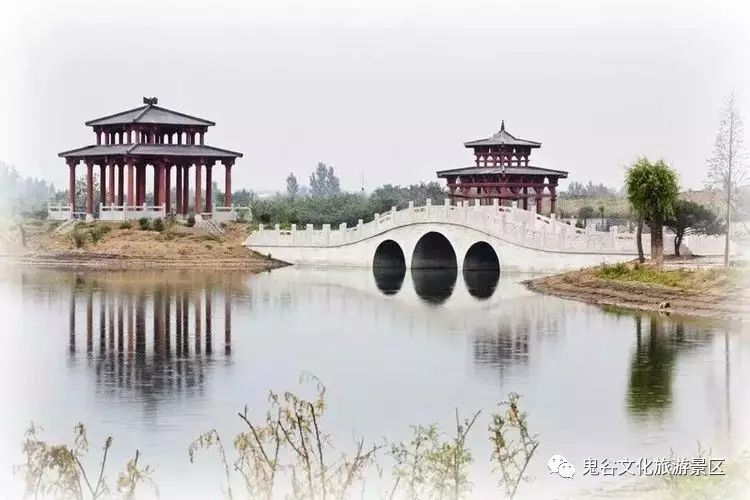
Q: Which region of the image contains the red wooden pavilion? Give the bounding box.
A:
[58,97,243,219]
[437,121,567,215]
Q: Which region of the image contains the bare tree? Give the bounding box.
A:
[707,93,747,266]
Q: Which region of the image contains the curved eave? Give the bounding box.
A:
[436,166,568,178]
[59,144,243,159]
[463,139,542,148]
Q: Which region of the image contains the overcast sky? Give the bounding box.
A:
[1,0,748,193]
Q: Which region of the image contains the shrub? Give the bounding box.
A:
[70,229,87,248]
[119,221,133,229]
[89,224,111,244]
[138,218,150,230]
[186,215,195,227]
[152,218,165,232]
[598,262,629,279]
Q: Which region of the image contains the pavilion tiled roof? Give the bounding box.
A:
[463,121,542,149]
[436,165,567,178]
[58,144,243,159]
[85,104,216,127]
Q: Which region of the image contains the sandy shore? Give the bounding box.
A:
[0,220,288,271]
[0,250,289,270]
[523,266,750,322]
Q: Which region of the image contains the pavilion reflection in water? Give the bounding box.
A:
[66,274,236,396]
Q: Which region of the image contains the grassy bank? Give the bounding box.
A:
[0,219,285,270]
[525,262,750,321]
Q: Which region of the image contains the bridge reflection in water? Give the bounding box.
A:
[373,267,500,302]
[65,273,238,398]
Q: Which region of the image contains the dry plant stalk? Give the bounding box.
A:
[389,410,481,500]
[189,373,383,500]
[489,393,539,500]
[17,422,156,500]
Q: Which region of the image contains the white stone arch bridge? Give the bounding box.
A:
[244,199,727,272]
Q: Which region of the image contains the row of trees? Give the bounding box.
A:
[626,94,746,265]
[563,181,621,198]
[0,162,58,217]
[252,180,445,227]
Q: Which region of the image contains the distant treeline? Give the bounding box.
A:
[240,182,446,227]
[562,180,622,199]
[0,162,57,217]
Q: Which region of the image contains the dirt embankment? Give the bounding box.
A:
[0,220,287,271]
[524,263,750,322]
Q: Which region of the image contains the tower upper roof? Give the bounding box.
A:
[85,98,215,127]
[463,121,542,149]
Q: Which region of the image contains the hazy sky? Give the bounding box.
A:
[1,0,749,193]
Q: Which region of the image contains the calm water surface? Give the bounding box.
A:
[0,266,748,499]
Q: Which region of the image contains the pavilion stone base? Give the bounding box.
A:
[48,204,73,221]
[48,204,244,222]
[99,204,166,221]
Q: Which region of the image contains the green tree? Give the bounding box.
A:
[707,93,747,266]
[576,205,595,225]
[625,157,680,265]
[309,162,341,198]
[286,172,299,199]
[665,200,723,256]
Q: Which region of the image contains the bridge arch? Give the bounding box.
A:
[373,239,406,268]
[462,241,500,270]
[411,232,457,269]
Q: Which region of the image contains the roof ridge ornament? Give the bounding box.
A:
[143,97,158,105]
[500,120,505,132]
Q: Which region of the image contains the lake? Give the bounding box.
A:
[0,266,747,499]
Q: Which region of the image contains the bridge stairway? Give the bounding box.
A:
[52,219,78,235]
[197,218,225,236]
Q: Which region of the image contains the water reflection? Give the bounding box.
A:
[65,273,238,400]
[372,267,405,295]
[373,266,501,301]
[463,269,500,299]
[410,268,458,304]
[626,314,710,420]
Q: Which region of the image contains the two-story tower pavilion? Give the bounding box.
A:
[436,121,567,214]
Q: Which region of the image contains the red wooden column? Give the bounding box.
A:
[117,164,125,206]
[550,185,557,215]
[135,166,142,205]
[522,186,529,210]
[141,165,147,205]
[100,164,107,207]
[182,165,190,215]
[175,164,183,216]
[535,188,542,213]
[205,163,213,214]
[194,163,202,216]
[164,164,172,214]
[86,161,94,216]
[152,164,160,206]
[127,163,135,207]
[67,160,76,211]
[159,164,167,209]
[108,164,115,205]
[224,160,233,207]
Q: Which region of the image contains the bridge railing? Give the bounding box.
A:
[245,199,729,256]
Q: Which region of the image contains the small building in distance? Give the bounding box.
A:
[436,121,567,215]
[54,97,243,221]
